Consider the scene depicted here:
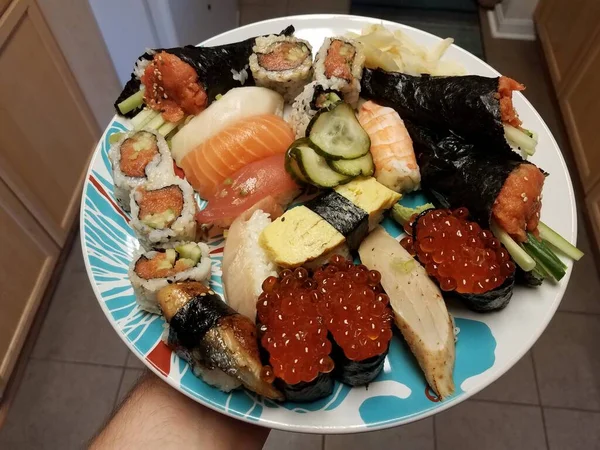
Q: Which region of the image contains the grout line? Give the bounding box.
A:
[555,309,600,317]
[541,405,600,415]
[321,434,326,450]
[29,356,126,370]
[112,366,128,410]
[530,353,550,450]
[433,415,438,450]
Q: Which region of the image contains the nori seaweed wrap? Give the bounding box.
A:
[115,25,295,118]
[360,68,514,153]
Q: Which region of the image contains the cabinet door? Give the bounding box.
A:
[535,0,600,92]
[0,177,58,397]
[559,40,600,192]
[0,0,98,246]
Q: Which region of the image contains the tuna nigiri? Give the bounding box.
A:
[179,114,295,198]
[195,154,300,236]
[358,101,421,193]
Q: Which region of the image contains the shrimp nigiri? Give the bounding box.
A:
[358,101,421,193]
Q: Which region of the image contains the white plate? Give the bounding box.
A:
[80,14,576,433]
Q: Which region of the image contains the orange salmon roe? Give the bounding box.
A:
[401,208,515,295]
[315,256,393,362]
[257,269,334,386]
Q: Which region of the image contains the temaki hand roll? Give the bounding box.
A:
[158,281,284,400]
[360,68,528,154]
[115,26,295,120]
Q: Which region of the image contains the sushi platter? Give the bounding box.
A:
[81,15,580,433]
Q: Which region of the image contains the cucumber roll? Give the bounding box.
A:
[130,176,197,249]
[289,81,343,138]
[108,130,174,212]
[314,37,365,108]
[249,35,313,102]
[129,243,211,314]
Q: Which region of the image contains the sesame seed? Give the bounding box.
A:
[523,197,528,202]
[521,193,526,198]
[200,293,206,297]
[524,176,529,181]
[208,290,215,295]
[305,347,308,353]
[278,314,282,320]
[286,340,290,346]
[263,301,267,306]
[345,331,349,335]
[344,319,348,324]
[163,93,168,99]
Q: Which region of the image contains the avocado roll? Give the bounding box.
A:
[361,68,528,154]
[314,256,393,386]
[402,208,516,312]
[158,281,283,400]
[130,176,197,249]
[129,242,212,314]
[249,35,313,102]
[314,37,365,108]
[108,130,174,212]
[257,270,335,402]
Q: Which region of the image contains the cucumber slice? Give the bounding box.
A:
[175,243,202,265]
[328,152,374,176]
[285,146,308,184]
[307,103,370,160]
[289,138,350,188]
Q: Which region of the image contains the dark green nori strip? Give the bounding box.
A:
[515,266,545,287]
[411,208,515,312]
[360,68,510,153]
[330,337,387,386]
[406,121,527,226]
[169,293,235,348]
[275,373,334,402]
[309,84,343,112]
[305,191,369,250]
[115,26,295,117]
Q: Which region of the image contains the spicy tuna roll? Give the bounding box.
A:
[108,130,174,212]
[129,242,212,314]
[249,35,313,102]
[314,37,365,108]
[130,176,197,249]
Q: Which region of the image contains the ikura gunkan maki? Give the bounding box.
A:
[256,268,335,402]
[314,256,393,386]
[401,208,516,312]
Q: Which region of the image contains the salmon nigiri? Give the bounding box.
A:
[180,114,294,198]
[358,101,421,193]
[195,154,300,237]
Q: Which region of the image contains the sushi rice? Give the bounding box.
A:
[130,176,197,249]
[314,37,365,108]
[108,130,175,212]
[249,34,313,102]
[129,242,212,314]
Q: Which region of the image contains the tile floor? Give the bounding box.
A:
[2,4,600,450]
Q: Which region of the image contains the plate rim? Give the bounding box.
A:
[80,13,577,434]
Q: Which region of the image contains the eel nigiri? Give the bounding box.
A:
[358,226,455,399]
[195,154,300,237]
[158,281,284,400]
[179,114,295,198]
[222,199,282,322]
[358,101,421,193]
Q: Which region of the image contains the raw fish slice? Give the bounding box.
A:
[358,226,455,399]
[222,205,280,322]
[158,281,283,400]
[196,154,299,233]
[179,114,294,198]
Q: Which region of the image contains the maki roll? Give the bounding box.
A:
[249,34,313,102]
[130,176,197,249]
[361,68,532,154]
[315,256,393,386]
[257,269,335,402]
[401,208,516,311]
[158,281,283,399]
[314,37,365,108]
[108,130,174,212]
[289,81,343,138]
[115,26,295,121]
[129,242,211,314]
[406,121,546,244]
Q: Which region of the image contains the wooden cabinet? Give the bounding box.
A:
[0,177,58,396]
[0,0,97,247]
[0,0,98,397]
[536,0,600,249]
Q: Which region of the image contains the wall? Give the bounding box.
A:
[36,0,121,131]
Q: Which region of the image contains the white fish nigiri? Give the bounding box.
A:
[358,101,421,193]
[359,226,455,398]
[222,197,283,322]
[171,87,284,164]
